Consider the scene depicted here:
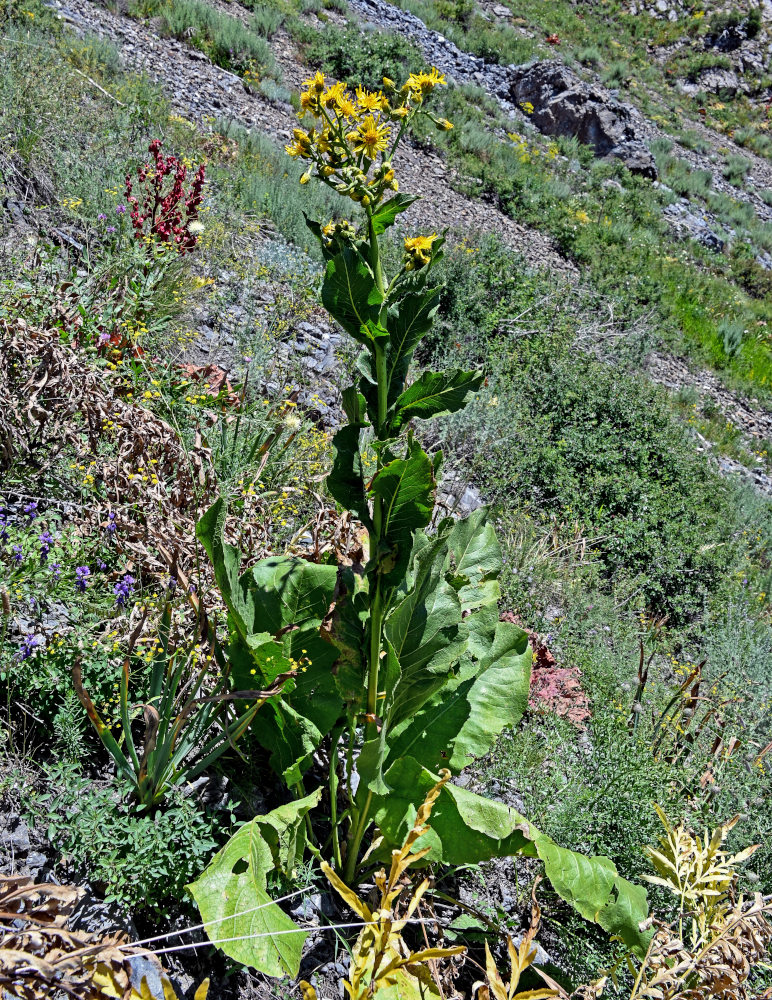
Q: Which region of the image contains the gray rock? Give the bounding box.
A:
[697,67,741,95]
[508,61,657,178]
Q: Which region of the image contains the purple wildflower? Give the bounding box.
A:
[98,213,107,221]
[24,501,38,521]
[12,544,23,565]
[114,573,135,608]
[97,560,107,572]
[19,634,40,661]
[168,575,177,592]
[97,331,111,347]
[106,512,116,535]
[50,562,61,580]
[188,583,197,595]
[39,530,54,559]
[115,204,126,214]
[75,565,90,592]
[0,515,8,543]
[106,225,116,234]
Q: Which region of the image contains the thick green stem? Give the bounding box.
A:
[329,728,343,871]
[341,208,391,886]
[343,789,373,885]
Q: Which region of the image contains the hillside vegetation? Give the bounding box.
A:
[2,0,772,997]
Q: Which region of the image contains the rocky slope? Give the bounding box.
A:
[33,0,772,483]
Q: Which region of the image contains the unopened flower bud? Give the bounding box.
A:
[382,76,395,90]
[436,118,454,131]
[300,172,312,185]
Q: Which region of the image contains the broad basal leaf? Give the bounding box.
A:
[385,619,531,774]
[390,369,484,432]
[247,557,338,635]
[254,630,343,786]
[373,761,651,954]
[188,790,321,978]
[373,757,538,866]
[534,839,651,956]
[322,247,385,345]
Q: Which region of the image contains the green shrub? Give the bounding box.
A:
[576,46,602,68]
[601,60,631,87]
[729,244,772,300]
[720,317,746,357]
[683,51,732,82]
[28,765,226,915]
[441,354,737,621]
[723,153,752,186]
[214,122,342,250]
[251,3,283,38]
[304,23,423,90]
[661,156,713,197]
[159,0,278,77]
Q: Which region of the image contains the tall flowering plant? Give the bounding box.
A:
[125,139,206,256]
[191,70,651,982]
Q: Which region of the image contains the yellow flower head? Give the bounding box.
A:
[404,232,438,268]
[406,67,446,99]
[304,71,326,95]
[298,89,319,117]
[322,81,346,105]
[356,86,386,112]
[353,115,391,159]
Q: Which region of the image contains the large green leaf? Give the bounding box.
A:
[390,369,484,431]
[369,440,435,585]
[386,619,531,774]
[372,757,537,865]
[188,790,321,977]
[373,761,650,955]
[197,502,343,784]
[322,247,385,345]
[246,556,338,635]
[385,288,441,405]
[328,424,372,530]
[535,840,651,956]
[370,193,418,235]
[255,634,342,785]
[197,498,254,639]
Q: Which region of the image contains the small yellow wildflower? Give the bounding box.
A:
[356,86,386,111]
[353,115,391,159]
[404,232,438,268]
[304,71,326,95]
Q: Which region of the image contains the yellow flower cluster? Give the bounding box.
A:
[403,233,438,270]
[286,69,451,208]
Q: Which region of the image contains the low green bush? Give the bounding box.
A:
[723,152,752,187]
[251,2,284,37]
[158,0,279,77]
[27,764,226,915]
[303,22,423,90]
[441,353,737,622]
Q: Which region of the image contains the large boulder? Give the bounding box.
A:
[508,60,657,179]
